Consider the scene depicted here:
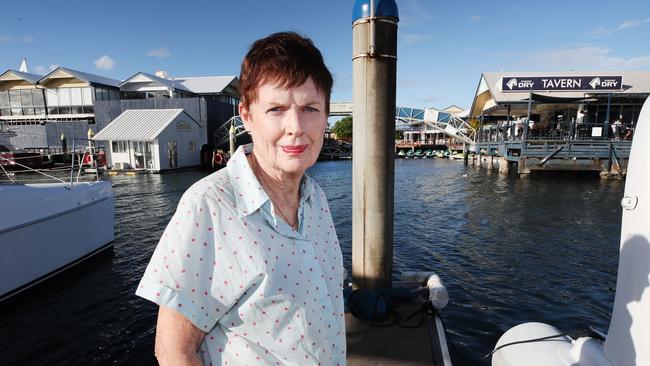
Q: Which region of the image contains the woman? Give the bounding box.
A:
[136,32,346,365]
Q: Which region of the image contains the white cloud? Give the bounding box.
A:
[400,33,430,44]
[146,47,171,59]
[33,64,59,75]
[398,78,422,88]
[33,65,47,74]
[94,55,115,70]
[523,46,650,71]
[587,27,613,37]
[416,95,438,103]
[589,18,648,37]
[469,15,482,22]
[22,35,34,43]
[399,0,433,26]
[618,19,640,30]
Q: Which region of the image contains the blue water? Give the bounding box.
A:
[0,159,623,365]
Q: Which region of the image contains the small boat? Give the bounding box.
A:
[435,150,445,158]
[397,150,406,158]
[449,152,464,160]
[425,150,434,158]
[406,150,415,158]
[0,126,50,170]
[414,149,423,158]
[0,127,115,302]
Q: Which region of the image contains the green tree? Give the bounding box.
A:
[331,116,353,140]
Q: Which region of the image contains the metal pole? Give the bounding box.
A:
[352,0,398,290]
[229,122,236,156]
[604,93,612,138]
[523,88,532,141]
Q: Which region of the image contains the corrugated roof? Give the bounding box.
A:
[39,67,121,88]
[92,109,200,141]
[177,76,239,94]
[0,69,43,84]
[482,71,650,104]
[120,72,194,93]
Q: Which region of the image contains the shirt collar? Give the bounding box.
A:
[226,144,316,218]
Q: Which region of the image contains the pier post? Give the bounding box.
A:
[352,0,399,290]
[463,143,468,165]
[487,155,494,170]
[517,158,531,178]
[498,157,509,175]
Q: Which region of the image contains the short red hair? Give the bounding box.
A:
[240,32,333,113]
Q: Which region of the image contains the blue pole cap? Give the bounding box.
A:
[352,0,399,22]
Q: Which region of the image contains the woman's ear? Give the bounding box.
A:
[239,103,252,132]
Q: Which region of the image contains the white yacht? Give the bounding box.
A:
[0,127,115,302]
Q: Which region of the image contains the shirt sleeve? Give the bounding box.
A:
[135,190,239,333]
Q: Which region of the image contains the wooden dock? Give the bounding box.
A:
[472,139,632,178]
[346,298,451,366]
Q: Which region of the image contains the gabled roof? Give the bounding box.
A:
[441,105,464,113]
[39,67,121,88]
[176,75,239,95]
[92,109,201,141]
[0,69,43,84]
[120,72,194,93]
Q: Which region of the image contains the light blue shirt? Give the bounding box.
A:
[136,144,346,365]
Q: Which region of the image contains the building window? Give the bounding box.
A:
[0,91,9,109]
[111,141,127,153]
[45,87,94,115]
[133,141,144,153]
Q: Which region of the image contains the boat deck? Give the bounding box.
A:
[346,298,451,366]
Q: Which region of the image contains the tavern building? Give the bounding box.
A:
[468,71,650,178]
[470,71,650,134]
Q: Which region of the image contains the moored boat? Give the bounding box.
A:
[0,127,115,302]
[0,181,115,302]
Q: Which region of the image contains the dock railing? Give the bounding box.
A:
[478,122,634,143]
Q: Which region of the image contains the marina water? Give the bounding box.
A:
[0,159,622,365]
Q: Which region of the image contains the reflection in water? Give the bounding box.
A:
[0,160,623,365]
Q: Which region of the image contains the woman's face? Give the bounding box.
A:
[240,77,327,179]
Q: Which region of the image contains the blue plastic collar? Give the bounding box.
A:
[352,0,399,22]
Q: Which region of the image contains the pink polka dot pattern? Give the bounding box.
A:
[136,144,346,365]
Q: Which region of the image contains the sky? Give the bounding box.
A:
[2,0,650,111]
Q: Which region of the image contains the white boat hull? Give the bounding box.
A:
[0,181,115,301]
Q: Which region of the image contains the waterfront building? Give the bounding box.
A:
[396,107,471,153]
[0,64,240,164]
[120,71,196,99]
[470,71,650,138]
[98,72,239,151]
[468,71,650,177]
[0,67,121,150]
[441,104,465,116]
[92,109,204,171]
